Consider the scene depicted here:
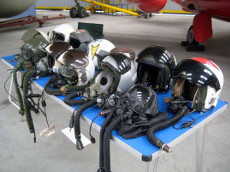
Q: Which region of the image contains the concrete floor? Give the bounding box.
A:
[0,11,229,172]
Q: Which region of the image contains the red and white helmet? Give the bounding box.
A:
[172,57,224,112]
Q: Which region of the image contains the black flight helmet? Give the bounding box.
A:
[136,45,177,93]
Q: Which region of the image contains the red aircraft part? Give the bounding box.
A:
[173,0,230,22]
[193,12,212,43]
[126,0,167,13]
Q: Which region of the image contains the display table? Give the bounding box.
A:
[2,55,228,172]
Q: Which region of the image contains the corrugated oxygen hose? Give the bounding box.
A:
[148,112,168,126]
[44,78,89,95]
[73,99,97,150]
[22,69,37,142]
[103,116,123,172]
[98,109,115,172]
[146,106,188,153]
[64,91,86,106]
[13,62,24,116]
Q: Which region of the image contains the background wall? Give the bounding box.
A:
[35,0,182,12]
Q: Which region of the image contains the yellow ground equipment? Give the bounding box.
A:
[69,0,140,17]
[81,0,139,16]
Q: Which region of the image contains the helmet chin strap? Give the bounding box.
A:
[191,86,199,110]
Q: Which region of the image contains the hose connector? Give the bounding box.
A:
[161,144,172,153]
[76,137,84,150]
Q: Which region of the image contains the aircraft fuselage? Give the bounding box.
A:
[0,0,35,18]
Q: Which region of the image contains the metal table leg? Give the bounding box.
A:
[153,157,159,172]
[8,73,20,110]
[145,162,150,172]
[145,157,159,172]
[196,125,208,172]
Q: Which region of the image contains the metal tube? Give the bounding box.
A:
[196,130,201,172]
[153,157,159,172]
[9,74,20,110]
[145,162,150,172]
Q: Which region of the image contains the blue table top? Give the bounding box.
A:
[2,55,228,161]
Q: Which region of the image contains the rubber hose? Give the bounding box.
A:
[98,110,115,172]
[44,79,63,95]
[74,99,97,150]
[148,112,168,126]
[64,91,85,106]
[146,106,188,153]
[45,78,89,95]
[23,70,36,134]
[13,62,24,116]
[103,116,123,172]
[20,70,30,89]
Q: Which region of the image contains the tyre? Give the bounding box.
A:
[77,7,87,18]
[70,7,78,18]
[187,26,199,46]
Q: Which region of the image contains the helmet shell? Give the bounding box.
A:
[136,45,177,93]
[172,57,224,112]
[69,29,94,49]
[20,29,50,67]
[48,24,75,43]
[93,52,137,94]
[87,39,115,68]
[56,49,95,86]
[45,42,72,71]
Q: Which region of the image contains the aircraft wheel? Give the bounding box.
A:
[181,26,205,51]
[78,7,87,18]
[187,26,199,46]
[70,7,78,18]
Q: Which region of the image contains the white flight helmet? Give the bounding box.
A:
[48,24,75,43]
[56,49,95,86]
[91,52,137,95]
[172,57,224,112]
[87,39,115,68]
[45,42,72,73]
[69,29,94,50]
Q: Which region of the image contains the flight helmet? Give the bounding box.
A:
[172,57,224,112]
[85,52,137,97]
[55,49,95,86]
[87,39,115,68]
[48,24,75,43]
[136,45,177,93]
[45,41,72,72]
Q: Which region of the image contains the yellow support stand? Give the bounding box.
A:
[80,0,140,16]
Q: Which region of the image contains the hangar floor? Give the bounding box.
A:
[0,10,229,172]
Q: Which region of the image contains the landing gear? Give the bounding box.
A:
[181,26,205,51]
[70,7,78,18]
[137,11,153,19]
[77,7,87,18]
[70,0,89,18]
[144,13,152,19]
